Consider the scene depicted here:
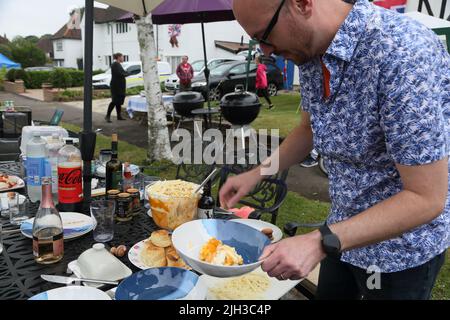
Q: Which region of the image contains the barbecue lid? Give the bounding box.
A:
[172,91,205,104]
[220,85,261,108]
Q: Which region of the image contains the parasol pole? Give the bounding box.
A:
[245,39,258,91]
[201,20,212,124]
[80,0,96,214]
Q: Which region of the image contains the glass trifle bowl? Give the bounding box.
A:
[146,180,202,231]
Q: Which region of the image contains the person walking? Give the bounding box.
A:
[220,0,449,300]
[176,55,194,92]
[105,53,128,123]
[256,55,274,110]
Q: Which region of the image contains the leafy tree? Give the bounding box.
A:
[25,35,39,44]
[10,41,46,68]
[0,44,12,59]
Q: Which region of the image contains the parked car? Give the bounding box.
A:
[164,57,245,92]
[24,66,55,72]
[190,60,283,101]
[92,61,171,89]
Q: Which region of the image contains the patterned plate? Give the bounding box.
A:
[128,239,149,270]
[20,212,95,240]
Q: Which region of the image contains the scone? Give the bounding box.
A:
[150,230,172,248]
[140,240,167,267]
[165,245,179,261]
[167,253,191,270]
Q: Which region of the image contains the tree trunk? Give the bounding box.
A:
[136,15,172,162]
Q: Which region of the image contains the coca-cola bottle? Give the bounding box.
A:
[57,140,83,212]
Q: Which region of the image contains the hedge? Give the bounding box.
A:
[24,69,84,89]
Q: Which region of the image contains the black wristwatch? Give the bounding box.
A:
[319,223,342,259]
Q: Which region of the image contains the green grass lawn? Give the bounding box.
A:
[61,118,449,300]
[252,93,301,137]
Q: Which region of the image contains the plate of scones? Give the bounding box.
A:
[128,229,191,270]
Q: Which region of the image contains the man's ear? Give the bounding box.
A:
[289,0,313,16]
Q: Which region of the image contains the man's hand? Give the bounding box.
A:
[260,230,326,280]
[219,169,261,209]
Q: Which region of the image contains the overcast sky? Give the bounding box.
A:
[0,0,108,39]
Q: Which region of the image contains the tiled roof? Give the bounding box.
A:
[94,6,130,23]
[215,40,249,54]
[0,35,9,45]
[37,38,54,55]
[52,25,82,40]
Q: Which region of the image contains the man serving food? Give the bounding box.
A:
[219,0,449,299]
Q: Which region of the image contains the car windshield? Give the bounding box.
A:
[210,63,232,77]
[191,60,204,72]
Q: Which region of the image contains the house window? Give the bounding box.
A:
[116,23,128,34]
[123,55,129,62]
[56,40,63,51]
[106,55,112,66]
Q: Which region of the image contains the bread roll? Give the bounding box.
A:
[165,245,180,261]
[150,230,172,248]
[140,241,167,267]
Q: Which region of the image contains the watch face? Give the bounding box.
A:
[323,234,341,253]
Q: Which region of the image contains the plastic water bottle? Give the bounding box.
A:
[26,133,48,203]
[45,134,64,205]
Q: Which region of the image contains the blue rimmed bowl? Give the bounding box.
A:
[115,267,206,300]
[172,219,271,278]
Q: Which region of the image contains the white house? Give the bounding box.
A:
[51,25,83,69]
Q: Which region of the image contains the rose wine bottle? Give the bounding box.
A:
[32,177,64,264]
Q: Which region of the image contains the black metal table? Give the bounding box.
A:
[191,107,221,130]
[0,162,160,300]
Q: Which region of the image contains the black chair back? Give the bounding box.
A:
[217,164,289,224]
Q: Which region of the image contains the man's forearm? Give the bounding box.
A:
[330,189,446,252]
[330,158,448,252]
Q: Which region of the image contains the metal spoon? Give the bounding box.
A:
[194,168,218,194]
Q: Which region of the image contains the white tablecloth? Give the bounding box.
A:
[126,95,174,119]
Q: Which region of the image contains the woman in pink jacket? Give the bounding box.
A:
[255,56,274,110]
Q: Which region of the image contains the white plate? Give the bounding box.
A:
[0,174,25,192]
[20,212,95,240]
[128,239,151,270]
[29,286,111,300]
[232,219,283,243]
[201,267,301,300]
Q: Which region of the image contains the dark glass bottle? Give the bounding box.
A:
[106,134,122,192]
[198,180,215,219]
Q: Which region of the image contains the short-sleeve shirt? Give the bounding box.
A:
[299,0,450,272]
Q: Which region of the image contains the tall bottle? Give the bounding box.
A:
[57,140,83,212]
[106,134,123,192]
[46,134,64,205]
[198,180,215,219]
[32,177,64,264]
[26,133,48,203]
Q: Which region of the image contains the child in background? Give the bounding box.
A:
[255,56,274,110]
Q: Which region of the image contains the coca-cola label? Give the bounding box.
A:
[58,166,82,203]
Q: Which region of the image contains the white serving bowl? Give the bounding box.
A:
[172,219,271,278]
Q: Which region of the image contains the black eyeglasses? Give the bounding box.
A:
[253,0,286,47]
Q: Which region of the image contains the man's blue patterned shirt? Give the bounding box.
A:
[299,0,450,272]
